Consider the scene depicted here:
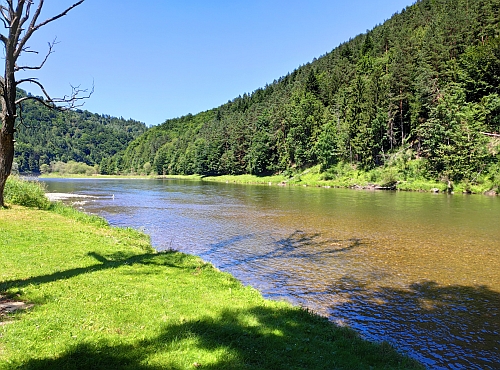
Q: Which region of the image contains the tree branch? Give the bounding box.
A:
[16,78,94,110]
[19,0,33,28]
[16,77,49,96]
[0,6,10,29]
[15,95,58,110]
[481,132,500,138]
[15,38,56,71]
[15,0,84,60]
[12,0,28,50]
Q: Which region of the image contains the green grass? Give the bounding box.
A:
[203,163,499,195]
[203,173,288,185]
[0,205,423,369]
[4,176,50,209]
[39,173,156,179]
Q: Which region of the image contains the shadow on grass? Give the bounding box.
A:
[0,232,421,369]
[0,250,188,292]
[2,231,361,293]
[8,305,422,370]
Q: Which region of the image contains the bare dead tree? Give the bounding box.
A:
[0,0,88,207]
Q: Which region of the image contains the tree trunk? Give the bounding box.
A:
[0,0,86,206]
[0,118,15,207]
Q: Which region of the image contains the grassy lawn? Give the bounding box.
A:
[0,206,422,369]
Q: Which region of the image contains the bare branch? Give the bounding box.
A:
[15,102,29,129]
[12,0,28,50]
[0,18,8,29]
[16,78,94,110]
[58,82,94,109]
[15,95,58,110]
[0,6,10,28]
[16,77,52,101]
[21,46,38,53]
[21,0,43,43]
[481,132,500,138]
[15,38,56,71]
[20,0,33,26]
[4,1,13,17]
[15,0,84,60]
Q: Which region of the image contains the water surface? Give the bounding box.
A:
[42,178,500,369]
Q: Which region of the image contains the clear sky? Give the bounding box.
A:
[11,0,415,126]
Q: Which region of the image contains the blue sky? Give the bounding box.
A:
[12,0,414,126]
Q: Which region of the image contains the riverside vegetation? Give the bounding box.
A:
[104,0,500,194]
[13,0,500,194]
[0,177,423,369]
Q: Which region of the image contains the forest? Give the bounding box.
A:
[13,89,146,174]
[107,0,499,190]
[15,0,500,190]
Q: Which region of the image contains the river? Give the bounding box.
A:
[41,178,500,369]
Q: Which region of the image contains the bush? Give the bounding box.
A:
[48,160,98,176]
[4,176,51,209]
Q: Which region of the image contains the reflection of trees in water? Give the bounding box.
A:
[327,278,500,369]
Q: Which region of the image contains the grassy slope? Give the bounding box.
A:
[0,206,422,370]
[203,164,498,195]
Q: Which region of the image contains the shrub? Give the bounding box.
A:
[4,176,50,209]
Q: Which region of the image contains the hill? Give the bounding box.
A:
[13,90,147,174]
[115,0,500,188]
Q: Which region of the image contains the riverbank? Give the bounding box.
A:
[39,173,204,181]
[0,203,422,369]
[202,165,499,195]
[37,165,499,195]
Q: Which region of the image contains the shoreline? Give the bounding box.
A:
[0,204,423,369]
[35,172,499,196]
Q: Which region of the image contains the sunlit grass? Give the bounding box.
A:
[203,173,288,185]
[0,205,422,369]
[4,176,50,209]
[203,163,499,195]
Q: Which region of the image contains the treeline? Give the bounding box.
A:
[14,90,147,173]
[112,0,499,187]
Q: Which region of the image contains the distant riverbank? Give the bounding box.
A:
[37,164,499,195]
[202,167,498,195]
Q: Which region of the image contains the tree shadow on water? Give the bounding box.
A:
[202,230,364,269]
[327,278,500,369]
[10,305,422,370]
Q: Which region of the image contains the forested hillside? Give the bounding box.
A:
[14,90,147,173]
[98,0,500,188]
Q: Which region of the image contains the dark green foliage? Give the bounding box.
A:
[117,0,500,184]
[418,85,490,181]
[459,37,500,101]
[14,90,147,173]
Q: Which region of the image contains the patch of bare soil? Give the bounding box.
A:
[0,295,32,325]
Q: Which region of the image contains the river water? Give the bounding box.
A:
[42,178,500,369]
